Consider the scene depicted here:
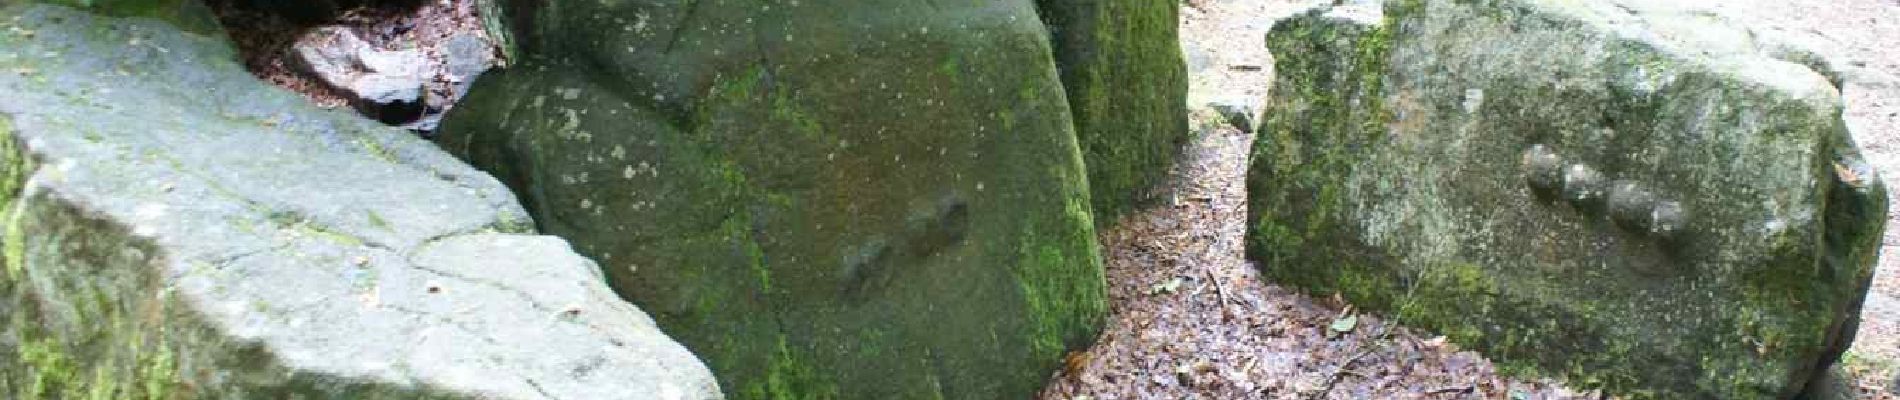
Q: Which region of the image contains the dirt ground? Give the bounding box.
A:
[1042,0,1900,399]
[1035,110,1604,399]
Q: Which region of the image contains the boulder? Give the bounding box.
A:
[0,4,719,399]
[31,0,223,35]
[1248,0,1886,398]
[437,1,1108,398]
[1037,0,1191,221]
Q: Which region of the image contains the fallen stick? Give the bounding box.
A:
[1207,267,1231,319]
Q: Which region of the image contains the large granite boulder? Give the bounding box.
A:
[437,1,1107,398]
[1248,1,1886,398]
[0,4,719,399]
[1036,0,1190,221]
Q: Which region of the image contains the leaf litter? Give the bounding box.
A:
[1034,109,1607,399]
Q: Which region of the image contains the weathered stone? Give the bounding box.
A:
[1248,1,1886,398]
[0,4,719,399]
[1037,0,1191,221]
[290,26,428,124]
[1207,95,1263,133]
[441,32,492,86]
[438,1,1107,399]
[33,0,223,35]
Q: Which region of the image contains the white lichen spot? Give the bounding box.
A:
[562,109,582,135]
[1461,88,1484,113]
[624,165,637,179]
[611,145,627,160]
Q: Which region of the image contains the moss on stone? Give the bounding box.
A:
[436,1,1108,397]
[32,0,221,36]
[1035,0,1190,222]
[1249,1,1883,398]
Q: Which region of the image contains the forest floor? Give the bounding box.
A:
[1033,111,1603,400]
[1035,3,1600,398]
[1040,0,1900,399]
[211,0,1900,398]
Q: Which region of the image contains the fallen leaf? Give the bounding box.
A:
[1330,314,1359,333]
[1835,162,1864,186]
[1150,277,1184,295]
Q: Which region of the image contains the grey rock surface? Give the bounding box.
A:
[1249,0,1885,398]
[441,32,492,86]
[0,4,719,399]
[291,26,427,115]
[1206,95,1262,133]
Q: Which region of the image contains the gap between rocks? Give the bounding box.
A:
[204,0,500,135]
[1036,1,1605,398]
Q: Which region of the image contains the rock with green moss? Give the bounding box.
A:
[1248,1,1886,398]
[1036,0,1191,221]
[0,4,718,399]
[437,1,1108,398]
[21,0,224,35]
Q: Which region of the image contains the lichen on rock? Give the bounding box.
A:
[437,1,1115,398]
[1248,0,1888,398]
[0,4,720,399]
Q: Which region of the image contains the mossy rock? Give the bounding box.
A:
[437,1,1108,398]
[1037,0,1191,222]
[22,0,223,35]
[1248,1,1886,398]
[0,4,719,399]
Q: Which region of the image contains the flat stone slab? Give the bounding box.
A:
[0,4,719,399]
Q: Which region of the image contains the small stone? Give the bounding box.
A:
[1606,180,1656,230]
[1521,144,1564,193]
[441,33,494,84]
[1650,200,1686,238]
[1560,163,1605,205]
[289,26,427,124]
[1207,96,1262,132]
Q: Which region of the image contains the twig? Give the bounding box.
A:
[1310,348,1374,399]
[1425,385,1474,395]
[1206,267,1231,318]
[1310,263,1437,399]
